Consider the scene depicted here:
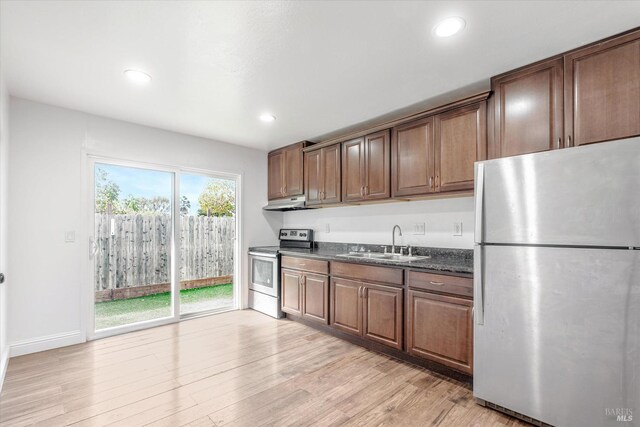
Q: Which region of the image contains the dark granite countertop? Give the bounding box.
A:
[249,242,473,275]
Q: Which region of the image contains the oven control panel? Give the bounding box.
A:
[279,228,313,241]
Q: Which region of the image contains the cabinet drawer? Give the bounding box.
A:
[407,271,472,298]
[331,261,403,286]
[281,256,329,275]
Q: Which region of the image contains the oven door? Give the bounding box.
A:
[248,252,279,297]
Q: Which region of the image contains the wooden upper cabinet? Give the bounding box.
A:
[267,151,285,200]
[564,30,640,147]
[267,142,307,200]
[305,144,341,206]
[435,102,487,192]
[407,289,473,374]
[342,137,366,202]
[304,149,322,206]
[490,57,564,158]
[284,146,304,197]
[322,144,342,204]
[392,117,436,197]
[364,130,391,200]
[342,130,391,202]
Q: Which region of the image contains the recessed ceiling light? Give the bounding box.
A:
[433,17,466,38]
[123,69,152,84]
[259,113,276,123]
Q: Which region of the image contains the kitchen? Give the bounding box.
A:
[0,2,639,426]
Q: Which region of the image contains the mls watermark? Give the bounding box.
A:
[606,408,633,422]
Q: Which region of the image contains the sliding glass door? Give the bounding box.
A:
[179,173,236,316]
[91,162,175,332]
[88,158,239,338]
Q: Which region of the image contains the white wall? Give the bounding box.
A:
[283,197,474,249]
[8,97,281,355]
[0,65,10,386]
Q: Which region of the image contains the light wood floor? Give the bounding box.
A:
[0,310,527,427]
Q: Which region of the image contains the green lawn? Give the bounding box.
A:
[95,284,233,329]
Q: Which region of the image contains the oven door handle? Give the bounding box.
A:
[249,252,278,258]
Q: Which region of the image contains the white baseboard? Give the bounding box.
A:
[0,348,9,393]
[10,330,85,357]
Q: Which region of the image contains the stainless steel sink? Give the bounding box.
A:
[336,252,430,262]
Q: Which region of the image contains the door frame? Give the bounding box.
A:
[84,155,241,340]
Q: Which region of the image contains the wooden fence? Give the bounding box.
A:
[94,214,235,291]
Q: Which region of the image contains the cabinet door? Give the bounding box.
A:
[281,269,302,316]
[491,58,564,158]
[284,146,304,197]
[301,273,329,324]
[362,283,403,350]
[330,277,362,337]
[392,116,435,197]
[267,151,285,200]
[435,102,487,192]
[364,130,391,200]
[342,137,366,202]
[321,144,342,204]
[564,31,640,147]
[407,289,473,374]
[304,150,322,206]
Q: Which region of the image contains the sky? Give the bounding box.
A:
[96,163,235,215]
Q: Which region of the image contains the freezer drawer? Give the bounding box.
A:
[474,245,640,427]
[476,137,640,247]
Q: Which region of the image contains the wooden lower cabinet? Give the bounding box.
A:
[282,268,329,324]
[329,277,362,336]
[301,273,329,324]
[363,283,403,350]
[281,268,302,316]
[407,289,473,374]
[330,277,403,350]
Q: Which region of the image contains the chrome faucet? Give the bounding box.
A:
[391,225,402,254]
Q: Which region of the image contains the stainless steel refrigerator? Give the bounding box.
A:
[473,137,640,427]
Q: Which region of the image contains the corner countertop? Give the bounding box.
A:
[249,243,473,275]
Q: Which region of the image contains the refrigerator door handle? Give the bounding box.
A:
[474,245,484,325]
[474,163,484,244]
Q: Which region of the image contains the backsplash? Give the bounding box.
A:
[282,197,474,249]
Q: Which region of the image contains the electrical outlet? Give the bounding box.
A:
[453,222,463,236]
[413,222,425,235]
[325,223,331,233]
[65,231,76,243]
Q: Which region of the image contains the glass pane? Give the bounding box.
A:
[94,163,173,330]
[252,259,274,289]
[179,173,236,315]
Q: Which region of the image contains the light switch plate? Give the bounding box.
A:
[453,222,463,236]
[65,231,76,243]
[413,222,425,235]
[325,223,331,233]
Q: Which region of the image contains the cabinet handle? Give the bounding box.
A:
[360,186,364,197]
[558,137,562,149]
[358,286,362,298]
[283,185,287,194]
[429,177,433,189]
[567,135,572,147]
[435,176,439,188]
[365,186,369,196]
[429,281,445,286]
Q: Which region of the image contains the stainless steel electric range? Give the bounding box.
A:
[248,228,313,318]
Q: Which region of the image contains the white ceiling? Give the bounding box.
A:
[1,1,639,151]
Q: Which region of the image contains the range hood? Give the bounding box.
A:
[263,195,308,211]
